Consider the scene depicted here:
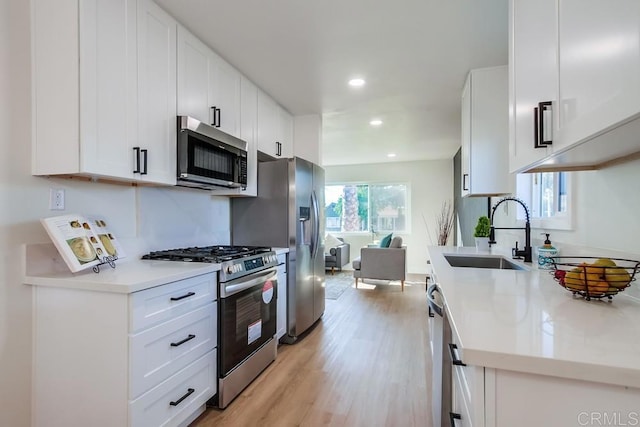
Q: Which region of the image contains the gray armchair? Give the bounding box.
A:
[325,238,350,274]
[352,236,406,291]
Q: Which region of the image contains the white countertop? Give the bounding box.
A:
[23,243,220,293]
[428,245,640,388]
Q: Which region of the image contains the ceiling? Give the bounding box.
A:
[156,0,509,166]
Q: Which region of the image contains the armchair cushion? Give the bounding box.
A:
[379,233,393,248]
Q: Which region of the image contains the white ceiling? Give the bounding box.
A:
[156,0,509,166]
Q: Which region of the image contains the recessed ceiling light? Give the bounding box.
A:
[370,119,383,126]
[387,153,396,158]
[348,78,366,87]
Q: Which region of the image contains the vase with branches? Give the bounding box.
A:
[424,200,455,246]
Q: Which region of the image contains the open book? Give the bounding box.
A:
[40,214,126,273]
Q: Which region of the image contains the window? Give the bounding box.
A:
[325,183,409,233]
[516,171,572,230]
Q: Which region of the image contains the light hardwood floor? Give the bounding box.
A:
[192,279,433,427]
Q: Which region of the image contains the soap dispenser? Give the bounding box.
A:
[537,233,558,270]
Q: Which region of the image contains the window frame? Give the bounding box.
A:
[324,181,411,234]
[516,172,574,230]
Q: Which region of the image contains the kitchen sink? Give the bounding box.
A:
[444,254,528,271]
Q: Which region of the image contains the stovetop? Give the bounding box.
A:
[141,245,272,263]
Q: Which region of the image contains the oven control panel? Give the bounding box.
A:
[220,252,279,282]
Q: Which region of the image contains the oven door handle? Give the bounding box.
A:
[221,269,278,298]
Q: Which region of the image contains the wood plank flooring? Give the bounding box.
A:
[192,280,433,427]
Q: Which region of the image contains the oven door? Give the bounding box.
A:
[218,267,277,377]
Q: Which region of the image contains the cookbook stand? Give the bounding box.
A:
[92,255,119,273]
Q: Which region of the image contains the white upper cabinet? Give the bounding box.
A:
[257,89,293,159]
[32,0,177,185]
[137,0,177,185]
[177,26,241,138]
[508,0,556,173]
[209,76,258,197]
[279,107,294,158]
[461,66,510,197]
[510,0,640,172]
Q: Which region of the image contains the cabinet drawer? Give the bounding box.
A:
[130,273,216,332]
[130,349,217,427]
[452,363,473,427]
[130,303,216,398]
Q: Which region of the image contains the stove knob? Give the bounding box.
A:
[226,266,234,274]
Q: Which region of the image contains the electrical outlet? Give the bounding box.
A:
[49,188,65,210]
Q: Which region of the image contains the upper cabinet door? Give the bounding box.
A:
[555,0,640,151]
[137,0,177,185]
[177,27,211,125]
[462,66,509,197]
[508,0,557,173]
[278,107,294,159]
[257,90,279,157]
[80,0,138,179]
[177,26,241,138]
[209,53,241,138]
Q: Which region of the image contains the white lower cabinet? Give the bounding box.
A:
[276,253,288,340]
[32,272,218,427]
[450,360,640,427]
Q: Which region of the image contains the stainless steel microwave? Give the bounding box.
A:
[176,116,248,190]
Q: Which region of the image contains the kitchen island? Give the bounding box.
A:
[429,245,640,427]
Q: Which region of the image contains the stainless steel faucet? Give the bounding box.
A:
[488,197,532,263]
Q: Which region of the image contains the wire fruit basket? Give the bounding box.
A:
[550,257,640,301]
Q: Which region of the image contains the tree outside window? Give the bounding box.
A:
[325,183,408,233]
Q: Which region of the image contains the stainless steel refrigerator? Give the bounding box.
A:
[231,157,325,343]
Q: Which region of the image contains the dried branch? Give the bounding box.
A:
[435,200,455,246]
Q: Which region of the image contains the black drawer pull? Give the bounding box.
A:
[170,292,195,301]
[169,388,195,406]
[450,412,461,426]
[170,334,196,347]
[140,149,148,175]
[133,147,141,173]
[448,343,466,366]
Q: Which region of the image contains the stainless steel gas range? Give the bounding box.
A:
[142,245,279,408]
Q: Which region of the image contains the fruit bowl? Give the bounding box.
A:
[550,257,640,301]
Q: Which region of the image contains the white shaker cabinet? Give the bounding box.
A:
[209,76,258,197]
[32,272,218,427]
[257,90,293,158]
[508,0,556,173]
[177,26,241,138]
[136,0,178,185]
[509,0,640,172]
[461,66,509,197]
[32,0,177,186]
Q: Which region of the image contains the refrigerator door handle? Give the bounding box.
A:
[310,190,320,258]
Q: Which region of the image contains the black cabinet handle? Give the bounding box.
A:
[428,305,434,318]
[462,173,469,191]
[170,334,196,347]
[140,149,148,175]
[210,106,216,127]
[448,343,466,366]
[169,388,195,406]
[215,107,221,128]
[534,101,553,148]
[133,147,141,173]
[450,412,461,426]
[170,291,195,301]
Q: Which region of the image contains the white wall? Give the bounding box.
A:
[0,2,229,424]
[325,159,454,274]
[491,158,640,259]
